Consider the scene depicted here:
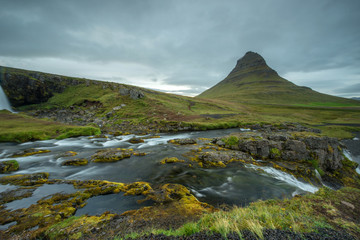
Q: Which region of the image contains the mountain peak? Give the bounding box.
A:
[228,51,277,77]
[232,51,268,72]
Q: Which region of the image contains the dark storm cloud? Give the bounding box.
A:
[0,0,359,97]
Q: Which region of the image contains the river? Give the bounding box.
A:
[2,128,352,218]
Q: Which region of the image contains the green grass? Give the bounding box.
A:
[294,102,360,107]
[121,187,360,239]
[0,110,100,142]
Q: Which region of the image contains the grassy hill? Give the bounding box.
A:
[197,52,359,107]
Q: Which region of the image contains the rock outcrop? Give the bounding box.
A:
[215,132,344,172]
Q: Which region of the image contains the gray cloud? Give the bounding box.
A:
[335,83,360,95]
[0,0,359,97]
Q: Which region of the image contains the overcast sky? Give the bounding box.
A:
[0,0,359,98]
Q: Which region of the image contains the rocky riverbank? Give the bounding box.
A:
[0,173,214,239]
[161,131,360,189]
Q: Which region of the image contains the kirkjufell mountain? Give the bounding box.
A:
[197,51,356,105]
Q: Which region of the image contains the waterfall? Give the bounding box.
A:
[0,85,13,112]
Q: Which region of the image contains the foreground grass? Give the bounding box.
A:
[122,187,360,239]
[0,110,100,142]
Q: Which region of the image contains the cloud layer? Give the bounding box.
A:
[0,0,359,97]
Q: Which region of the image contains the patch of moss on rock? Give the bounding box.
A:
[270,147,281,159]
[91,148,133,162]
[62,158,88,166]
[222,135,239,146]
[59,151,78,157]
[168,138,197,145]
[11,148,51,158]
[0,160,19,173]
[0,172,49,186]
[128,137,145,144]
[160,157,185,164]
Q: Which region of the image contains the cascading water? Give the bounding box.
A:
[0,85,13,112]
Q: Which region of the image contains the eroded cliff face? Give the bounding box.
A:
[0,66,84,107]
[0,66,144,108]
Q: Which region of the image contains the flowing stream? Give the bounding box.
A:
[0,129,323,216]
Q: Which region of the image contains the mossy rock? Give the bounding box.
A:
[160,157,185,164]
[128,137,145,144]
[91,148,133,162]
[11,148,51,158]
[0,172,49,186]
[0,160,19,173]
[222,135,239,146]
[168,138,197,145]
[58,151,78,158]
[133,152,147,156]
[62,158,88,166]
[124,182,153,196]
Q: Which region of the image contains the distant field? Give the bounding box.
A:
[0,111,100,142]
[293,102,360,107]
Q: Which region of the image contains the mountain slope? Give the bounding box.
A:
[197,52,359,106]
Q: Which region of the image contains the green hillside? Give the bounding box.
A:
[197,52,359,107]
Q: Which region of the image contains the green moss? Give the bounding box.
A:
[160,157,185,164]
[222,135,239,146]
[0,172,49,186]
[342,158,358,169]
[62,158,88,166]
[0,160,19,173]
[270,148,281,158]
